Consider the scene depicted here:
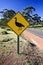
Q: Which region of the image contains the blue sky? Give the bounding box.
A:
[0,0,43,19]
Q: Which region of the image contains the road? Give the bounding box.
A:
[26,28,43,38]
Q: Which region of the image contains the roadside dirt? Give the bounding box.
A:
[23,30,43,51]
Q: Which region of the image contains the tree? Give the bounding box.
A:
[3,9,16,20]
[0,9,16,20]
[32,14,41,25]
[0,9,16,26]
[41,20,43,26]
[22,6,35,20]
[22,6,41,27]
[0,18,8,26]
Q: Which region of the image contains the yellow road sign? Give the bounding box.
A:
[7,12,30,35]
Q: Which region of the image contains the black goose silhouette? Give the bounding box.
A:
[14,17,25,30]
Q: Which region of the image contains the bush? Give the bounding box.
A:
[2,38,13,42]
[6,28,11,31]
[41,21,43,26]
[1,26,5,29]
[2,30,9,34]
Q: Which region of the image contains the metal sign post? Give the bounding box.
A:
[17,35,19,54]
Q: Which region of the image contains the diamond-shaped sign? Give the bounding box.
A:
[7,12,30,35]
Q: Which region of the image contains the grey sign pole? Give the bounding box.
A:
[17,35,19,54]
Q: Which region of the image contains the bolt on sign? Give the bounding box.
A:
[7,12,30,35]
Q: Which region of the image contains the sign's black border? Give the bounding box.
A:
[7,11,30,36]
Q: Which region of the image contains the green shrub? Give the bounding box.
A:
[6,28,11,31]
[41,21,43,26]
[2,30,8,34]
[1,26,5,29]
[2,38,13,42]
[6,27,11,31]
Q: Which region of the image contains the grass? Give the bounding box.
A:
[0,39,17,57]
[0,27,30,65]
[0,26,43,65]
[30,24,43,30]
[24,60,30,65]
[34,27,43,30]
[0,27,17,57]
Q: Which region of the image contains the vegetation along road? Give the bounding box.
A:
[27,28,43,38]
